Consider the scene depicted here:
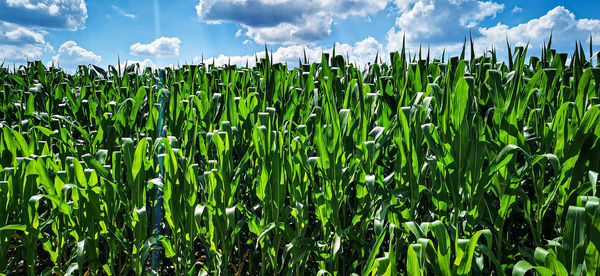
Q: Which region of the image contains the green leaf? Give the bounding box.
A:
[512,260,554,276]
[159,236,176,258]
[0,224,28,234]
[563,206,587,275]
[452,77,469,128]
[82,153,113,183]
[407,244,422,276]
[455,229,492,275]
[43,194,71,215]
[362,227,386,276]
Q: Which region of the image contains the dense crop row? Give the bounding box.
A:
[1,38,599,275]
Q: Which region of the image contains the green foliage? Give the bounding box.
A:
[0,41,599,275]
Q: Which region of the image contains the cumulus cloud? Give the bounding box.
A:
[130,37,182,57]
[235,28,242,38]
[386,2,600,59]
[0,0,87,62]
[193,36,384,67]
[1,22,46,45]
[196,0,391,44]
[51,41,101,69]
[0,0,87,31]
[0,22,52,60]
[0,45,46,61]
[339,36,384,65]
[245,11,333,44]
[475,6,600,54]
[387,0,503,53]
[112,5,136,19]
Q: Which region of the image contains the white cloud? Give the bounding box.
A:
[0,44,47,60]
[51,41,101,69]
[112,5,136,19]
[235,28,242,38]
[3,24,45,45]
[393,0,417,12]
[512,6,522,13]
[130,37,182,57]
[0,0,87,62]
[475,6,600,54]
[0,22,52,60]
[245,11,333,44]
[339,36,384,65]
[193,36,384,68]
[196,0,391,44]
[386,4,600,60]
[0,0,87,31]
[387,0,503,53]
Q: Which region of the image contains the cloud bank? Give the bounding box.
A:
[196,0,390,44]
[0,0,88,61]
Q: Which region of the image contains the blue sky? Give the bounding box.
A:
[0,0,599,72]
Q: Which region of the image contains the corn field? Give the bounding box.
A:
[1,37,600,275]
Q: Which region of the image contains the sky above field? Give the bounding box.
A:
[1,0,599,72]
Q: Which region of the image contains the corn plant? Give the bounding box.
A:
[0,38,599,275]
